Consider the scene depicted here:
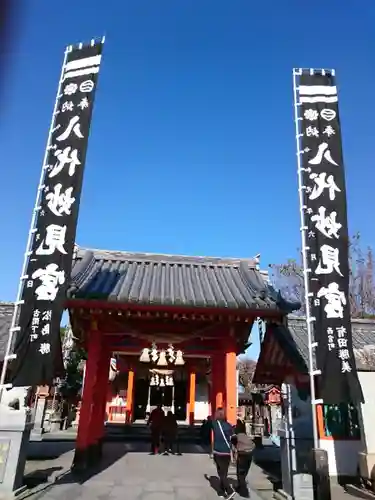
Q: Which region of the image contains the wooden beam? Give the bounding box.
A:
[66,298,282,322]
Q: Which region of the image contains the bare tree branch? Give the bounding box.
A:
[354,345,375,370]
[269,234,375,319]
[237,358,257,390]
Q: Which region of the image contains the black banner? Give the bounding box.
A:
[10,41,104,386]
[298,71,363,404]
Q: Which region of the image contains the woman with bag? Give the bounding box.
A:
[231,419,256,497]
[211,408,236,499]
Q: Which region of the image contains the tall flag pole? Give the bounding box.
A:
[0,38,105,393]
[293,68,363,446]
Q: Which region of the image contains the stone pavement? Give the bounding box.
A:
[21,442,264,500]
[20,441,371,500]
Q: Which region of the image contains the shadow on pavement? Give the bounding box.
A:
[204,473,237,497]
[253,444,282,493]
[27,438,208,460]
[23,467,63,489]
[27,440,76,460]
[21,443,131,499]
[22,441,212,499]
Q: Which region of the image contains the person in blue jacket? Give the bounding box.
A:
[211,408,235,498]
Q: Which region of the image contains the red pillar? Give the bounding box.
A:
[211,353,225,416]
[73,324,102,470]
[225,339,237,426]
[126,368,135,423]
[207,380,212,417]
[188,369,196,425]
[90,342,111,456]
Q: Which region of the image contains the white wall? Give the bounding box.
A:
[358,372,375,453]
[194,379,209,421]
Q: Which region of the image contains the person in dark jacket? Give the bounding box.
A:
[163,411,178,454]
[231,419,255,497]
[211,408,235,499]
[200,415,213,450]
[147,405,165,454]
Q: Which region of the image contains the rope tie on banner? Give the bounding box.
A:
[294,68,335,77]
[68,36,105,54]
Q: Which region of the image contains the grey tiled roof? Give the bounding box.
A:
[0,302,14,362]
[286,316,375,371]
[67,246,293,312]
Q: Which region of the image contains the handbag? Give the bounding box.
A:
[217,421,235,463]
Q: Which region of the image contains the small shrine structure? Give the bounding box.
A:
[66,246,297,468]
[253,315,375,479]
[238,385,281,436]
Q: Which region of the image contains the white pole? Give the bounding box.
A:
[0,45,71,402]
[292,68,319,450]
[81,362,87,395]
[236,368,239,409]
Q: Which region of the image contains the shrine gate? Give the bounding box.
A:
[66,246,296,469]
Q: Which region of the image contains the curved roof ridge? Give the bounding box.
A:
[67,246,292,312]
[75,245,261,268]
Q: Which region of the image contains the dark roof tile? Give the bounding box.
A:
[286,316,375,371]
[68,247,294,313]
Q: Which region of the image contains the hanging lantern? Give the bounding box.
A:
[175,350,185,365]
[159,377,165,387]
[150,344,159,363]
[155,374,159,385]
[167,344,175,363]
[140,348,150,363]
[150,375,156,386]
[157,349,168,366]
[108,357,118,381]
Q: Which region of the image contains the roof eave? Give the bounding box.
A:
[66,297,284,319]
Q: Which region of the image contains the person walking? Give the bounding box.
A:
[147,405,165,454]
[163,411,178,454]
[200,415,213,455]
[211,408,236,499]
[231,419,255,497]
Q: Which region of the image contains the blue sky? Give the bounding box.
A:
[1,1,374,359]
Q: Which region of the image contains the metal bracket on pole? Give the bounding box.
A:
[292,68,320,450]
[0,46,70,403]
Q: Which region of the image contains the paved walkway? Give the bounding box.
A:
[22,443,264,500]
[20,441,372,500]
